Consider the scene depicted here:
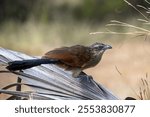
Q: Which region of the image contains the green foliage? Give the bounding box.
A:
[0,0,146,23]
[74,0,125,21]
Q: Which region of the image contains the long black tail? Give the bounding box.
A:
[6,59,60,71]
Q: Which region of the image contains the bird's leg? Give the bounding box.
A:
[72,69,93,79]
[72,68,82,78]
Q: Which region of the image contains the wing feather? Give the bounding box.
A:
[43,45,91,68]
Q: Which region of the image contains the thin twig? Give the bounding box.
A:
[124,0,149,21]
[137,19,149,23]
[145,0,150,5]
[115,66,122,76]
[107,20,150,32]
[137,5,148,10]
[90,31,145,35]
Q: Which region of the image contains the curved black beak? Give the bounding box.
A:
[102,44,112,50]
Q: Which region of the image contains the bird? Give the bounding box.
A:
[6,42,112,77]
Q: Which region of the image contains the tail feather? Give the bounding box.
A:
[6,59,60,71]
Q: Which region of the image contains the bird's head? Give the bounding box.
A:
[90,42,112,56]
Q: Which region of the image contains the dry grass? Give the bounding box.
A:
[88,0,150,99]
[138,78,150,100]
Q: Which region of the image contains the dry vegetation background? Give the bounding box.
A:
[0,0,150,99]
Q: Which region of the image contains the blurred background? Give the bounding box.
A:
[0,0,150,99]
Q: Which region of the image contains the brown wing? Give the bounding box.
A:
[42,45,91,68]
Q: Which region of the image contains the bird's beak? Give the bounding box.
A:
[102,44,112,50]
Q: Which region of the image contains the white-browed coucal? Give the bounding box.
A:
[6,42,112,77]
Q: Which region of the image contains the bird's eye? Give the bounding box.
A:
[98,45,104,49]
[94,45,103,50]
